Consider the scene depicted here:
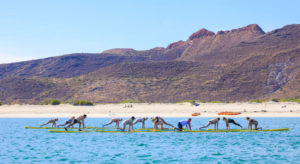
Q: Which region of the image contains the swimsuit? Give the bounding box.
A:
[228,118,241,127]
[73,119,79,124]
[65,119,72,124]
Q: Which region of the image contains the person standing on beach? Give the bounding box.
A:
[177,118,192,131]
[199,117,220,130]
[57,116,75,128]
[133,117,148,128]
[64,114,87,131]
[151,116,175,130]
[102,118,123,128]
[40,118,58,127]
[246,117,262,130]
[121,116,135,131]
[223,117,242,129]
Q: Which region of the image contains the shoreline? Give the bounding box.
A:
[0,102,299,118]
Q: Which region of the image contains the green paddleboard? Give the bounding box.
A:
[48,128,289,133]
[25,126,109,130]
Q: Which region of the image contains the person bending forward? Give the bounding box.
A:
[199,117,220,130]
[102,118,122,128]
[121,116,135,131]
[65,114,87,131]
[177,118,192,131]
[246,117,262,130]
[223,117,242,129]
[40,118,58,128]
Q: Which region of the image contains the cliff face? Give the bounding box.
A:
[0,24,300,104]
[180,24,265,62]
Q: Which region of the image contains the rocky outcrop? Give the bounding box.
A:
[187,29,215,41]
[167,40,185,49]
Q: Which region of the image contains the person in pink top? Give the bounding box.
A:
[102,118,123,128]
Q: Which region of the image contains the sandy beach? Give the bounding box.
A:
[0,102,299,118]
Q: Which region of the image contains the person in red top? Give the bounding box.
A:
[177,118,192,131]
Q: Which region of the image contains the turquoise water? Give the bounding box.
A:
[0,118,299,163]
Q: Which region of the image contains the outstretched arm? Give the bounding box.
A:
[103,120,113,127]
[162,120,174,128]
[133,120,139,125]
[40,121,50,127]
[199,122,211,129]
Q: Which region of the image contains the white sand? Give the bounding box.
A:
[0,102,299,118]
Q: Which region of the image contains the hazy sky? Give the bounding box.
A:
[0,0,299,64]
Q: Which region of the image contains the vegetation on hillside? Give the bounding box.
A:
[272,97,300,103]
[73,100,94,106]
[39,99,61,105]
[118,100,142,104]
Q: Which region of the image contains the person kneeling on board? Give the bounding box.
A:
[177,118,192,131]
[133,117,148,129]
[64,114,87,131]
[223,117,242,129]
[121,116,135,131]
[199,117,220,131]
[246,117,262,130]
[151,116,175,130]
[40,118,58,128]
[57,116,75,128]
[102,118,123,129]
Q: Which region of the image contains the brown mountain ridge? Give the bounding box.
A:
[0,24,300,104]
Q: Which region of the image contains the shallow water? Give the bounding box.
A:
[0,118,299,163]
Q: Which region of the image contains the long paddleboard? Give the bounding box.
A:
[48,128,289,133]
[48,130,96,133]
[25,126,110,130]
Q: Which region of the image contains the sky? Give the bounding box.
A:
[0,0,300,64]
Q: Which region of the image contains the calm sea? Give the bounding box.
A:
[0,117,299,163]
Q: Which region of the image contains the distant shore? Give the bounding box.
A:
[0,102,299,118]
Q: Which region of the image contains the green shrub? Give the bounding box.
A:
[278,97,299,102]
[272,98,279,102]
[250,100,262,103]
[118,100,142,104]
[39,99,61,105]
[73,100,94,106]
[176,100,196,104]
[0,102,2,105]
[208,101,222,103]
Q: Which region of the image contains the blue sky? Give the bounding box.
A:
[0,0,299,64]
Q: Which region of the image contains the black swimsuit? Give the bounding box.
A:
[228,118,241,127]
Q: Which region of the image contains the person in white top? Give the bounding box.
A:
[121,116,135,131]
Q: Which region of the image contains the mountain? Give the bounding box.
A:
[0,24,300,104]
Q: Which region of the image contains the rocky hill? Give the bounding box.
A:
[0,24,299,104]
